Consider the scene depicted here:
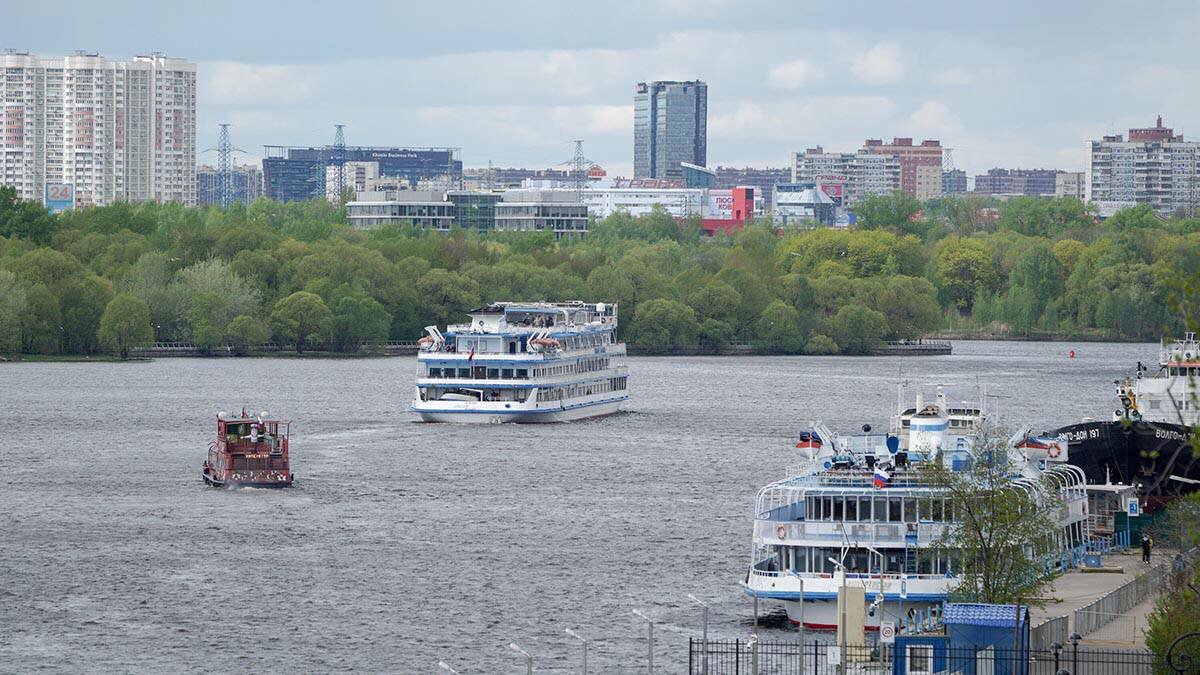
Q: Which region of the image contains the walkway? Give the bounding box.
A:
[1030,549,1169,649]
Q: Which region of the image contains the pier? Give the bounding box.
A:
[129,340,420,357]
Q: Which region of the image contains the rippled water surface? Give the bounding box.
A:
[0,341,1150,673]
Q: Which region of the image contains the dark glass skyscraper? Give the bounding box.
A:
[633,80,707,180]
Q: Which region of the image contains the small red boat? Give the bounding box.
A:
[202,410,293,488]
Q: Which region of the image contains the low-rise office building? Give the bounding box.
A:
[494,190,589,238]
[346,190,454,230]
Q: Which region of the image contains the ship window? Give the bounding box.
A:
[832,497,844,521]
[428,367,441,377]
[904,498,917,523]
[889,499,902,522]
[487,368,499,379]
[930,499,943,522]
[860,497,873,521]
[874,497,887,522]
[845,497,857,521]
[822,497,834,521]
[1149,400,1160,410]
[458,368,470,378]
[502,368,513,379]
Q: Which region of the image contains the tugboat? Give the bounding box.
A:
[1051,334,1200,508]
[202,409,293,488]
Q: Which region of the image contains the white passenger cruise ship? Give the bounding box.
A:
[410,302,629,423]
[745,387,1089,632]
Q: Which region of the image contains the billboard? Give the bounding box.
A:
[45,183,75,213]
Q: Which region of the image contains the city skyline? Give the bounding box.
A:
[6,1,1200,177]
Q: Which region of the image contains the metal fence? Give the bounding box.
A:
[1030,614,1069,651]
[687,639,1158,675]
[1073,564,1167,636]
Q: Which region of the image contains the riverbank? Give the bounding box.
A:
[931,330,1144,343]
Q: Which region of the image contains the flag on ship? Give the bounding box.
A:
[873,467,890,489]
[467,348,475,362]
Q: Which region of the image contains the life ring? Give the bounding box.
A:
[775,524,788,540]
[1048,444,1062,459]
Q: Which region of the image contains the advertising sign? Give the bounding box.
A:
[1127,498,1140,517]
[45,183,75,213]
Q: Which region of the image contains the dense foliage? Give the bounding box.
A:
[0,185,1196,357]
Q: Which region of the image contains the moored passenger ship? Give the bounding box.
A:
[410,301,629,423]
[745,387,1088,631]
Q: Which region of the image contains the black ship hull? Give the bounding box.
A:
[1052,419,1199,505]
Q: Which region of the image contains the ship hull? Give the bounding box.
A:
[412,397,626,423]
[783,599,941,631]
[1053,419,1199,499]
[202,468,293,488]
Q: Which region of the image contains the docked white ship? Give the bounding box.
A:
[410,301,629,423]
[1118,332,1200,427]
[745,386,1089,631]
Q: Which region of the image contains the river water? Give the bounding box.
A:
[0,341,1149,673]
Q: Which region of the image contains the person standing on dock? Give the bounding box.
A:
[1142,533,1153,564]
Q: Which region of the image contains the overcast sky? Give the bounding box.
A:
[7,1,1199,176]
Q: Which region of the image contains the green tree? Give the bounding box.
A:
[804,334,839,355]
[867,276,941,340]
[269,291,333,353]
[853,191,924,235]
[21,283,62,354]
[630,298,699,353]
[332,295,392,352]
[0,270,27,353]
[60,275,114,354]
[926,425,1062,604]
[753,299,807,353]
[98,293,154,359]
[824,304,888,355]
[933,236,997,311]
[226,314,271,354]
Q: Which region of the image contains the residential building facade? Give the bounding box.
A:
[1055,171,1085,201]
[0,50,196,207]
[634,80,707,180]
[715,165,790,205]
[1086,117,1199,216]
[942,169,967,195]
[861,137,943,201]
[197,163,263,206]
[791,147,900,205]
[973,168,1059,195]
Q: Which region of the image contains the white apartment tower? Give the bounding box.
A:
[1085,117,1199,216]
[790,146,901,205]
[0,50,196,208]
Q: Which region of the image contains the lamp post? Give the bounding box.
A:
[829,557,848,675]
[437,660,460,675]
[633,609,655,675]
[508,642,532,675]
[565,628,587,675]
[1069,632,1082,674]
[688,594,709,675]
[786,570,806,661]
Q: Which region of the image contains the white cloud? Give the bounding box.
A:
[931,67,975,86]
[767,58,827,90]
[904,100,963,138]
[851,42,906,85]
[200,62,320,106]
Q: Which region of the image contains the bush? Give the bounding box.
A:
[804,334,839,355]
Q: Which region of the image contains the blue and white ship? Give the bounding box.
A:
[410,301,629,423]
[745,386,1089,631]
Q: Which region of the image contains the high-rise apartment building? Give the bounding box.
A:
[791,146,900,205]
[197,164,263,206]
[973,168,1059,195]
[0,50,196,207]
[1086,117,1199,215]
[1055,171,1085,201]
[861,138,943,200]
[633,80,707,180]
[942,169,967,195]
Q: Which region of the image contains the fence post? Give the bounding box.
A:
[689,637,693,675]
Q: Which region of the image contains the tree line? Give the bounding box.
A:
[0,185,1197,358]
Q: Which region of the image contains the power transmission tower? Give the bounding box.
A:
[204,123,244,208]
[556,140,595,196]
[330,124,347,199]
